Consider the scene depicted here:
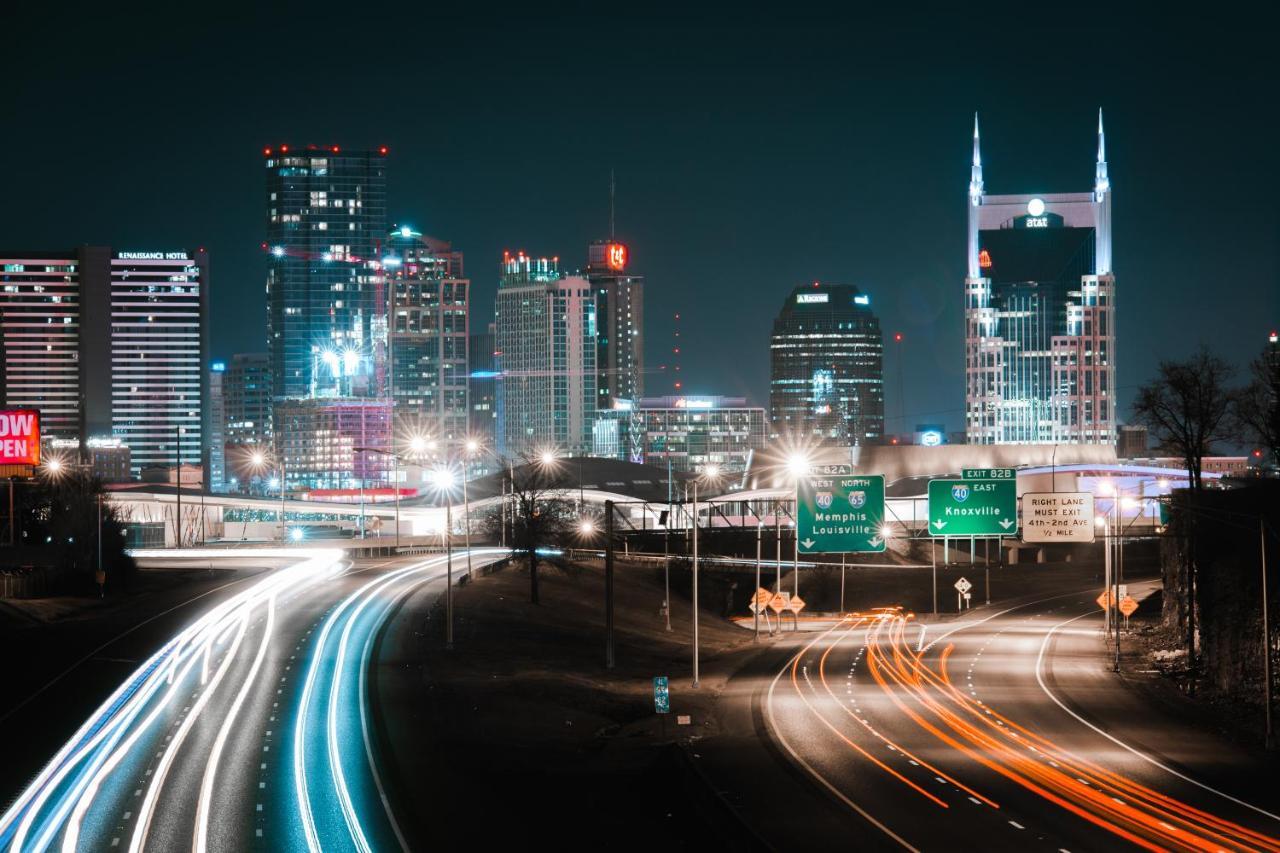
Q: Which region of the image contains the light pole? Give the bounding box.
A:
[785,451,812,599]
[462,439,478,580]
[431,463,457,650]
[691,464,722,688]
[754,521,762,640]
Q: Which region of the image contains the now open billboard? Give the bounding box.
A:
[0,409,41,466]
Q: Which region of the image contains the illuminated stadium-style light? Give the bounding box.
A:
[271,246,285,258]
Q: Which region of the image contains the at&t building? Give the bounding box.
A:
[965,112,1115,445]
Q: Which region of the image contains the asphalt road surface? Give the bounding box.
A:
[712,582,1280,852]
[0,547,506,853]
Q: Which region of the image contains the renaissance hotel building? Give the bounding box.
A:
[964,112,1116,445]
[0,247,209,475]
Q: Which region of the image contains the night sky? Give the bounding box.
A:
[4,4,1276,436]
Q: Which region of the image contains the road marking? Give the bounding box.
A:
[1035,609,1280,825]
[1008,820,1024,830]
[766,631,920,851]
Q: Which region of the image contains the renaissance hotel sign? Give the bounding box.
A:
[0,409,41,466]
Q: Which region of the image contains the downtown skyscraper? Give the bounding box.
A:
[382,226,470,442]
[264,145,388,401]
[769,283,884,445]
[584,239,644,407]
[494,253,597,456]
[964,113,1115,445]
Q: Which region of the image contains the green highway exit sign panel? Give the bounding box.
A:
[928,474,1017,537]
[798,470,885,553]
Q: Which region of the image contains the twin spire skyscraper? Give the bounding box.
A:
[963,110,1117,446]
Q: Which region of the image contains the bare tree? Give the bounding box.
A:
[1131,346,1237,492]
[1236,344,1280,469]
[502,453,576,605]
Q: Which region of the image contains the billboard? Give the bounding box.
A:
[0,409,40,466]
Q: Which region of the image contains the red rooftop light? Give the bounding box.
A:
[281,145,289,152]
[332,145,340,153]
[378,146,389,155]
[263,147,272,156]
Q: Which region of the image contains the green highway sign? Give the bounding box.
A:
[927,476,1018,537]
[798,472,885,553]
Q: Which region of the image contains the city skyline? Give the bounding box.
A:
[2,8,1275,437]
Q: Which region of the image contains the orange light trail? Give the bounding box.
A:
[857,611,1280,852]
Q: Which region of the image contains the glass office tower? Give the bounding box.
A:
[382,227,469,442]
[264,145,388,401]
[769,283,884,445]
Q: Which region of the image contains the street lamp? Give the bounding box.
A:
[431,464,458,650]
[785,450,812,598]
[691,463,722,688]
[249,449,286,541]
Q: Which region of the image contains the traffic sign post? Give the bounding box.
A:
[928,473,1018,538]
[954,576,972,612]
[1021,492,1095,543]
[653,676,670,714]
[797,471,886,554]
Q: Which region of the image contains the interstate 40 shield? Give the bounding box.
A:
[797,472,886,553]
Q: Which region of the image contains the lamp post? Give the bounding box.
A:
[462,439,478,580]
[430,463,457,650]
[691,464,722,689]
[785,451,812,599]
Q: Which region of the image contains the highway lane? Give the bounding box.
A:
[760,592,1280,851]
[0,547,507,853]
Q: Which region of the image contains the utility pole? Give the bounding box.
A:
[445,498,453,650]
[931,534,938,616]
[605,500,615,669]
[462,455,473,580]
[754,523,762,640]
[840,552,846,613]
[1262,518,1272,749]
[175,424,182,548]
[664,458,672,632]
[692,479,701,688]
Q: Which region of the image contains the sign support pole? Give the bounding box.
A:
[985,538,990,605]
[840,552,846,613]
[754,523,761,641]
[605,501,615,669]
[931,537,938,616]
[692,481,700,688]
[1261,518,1273,749]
